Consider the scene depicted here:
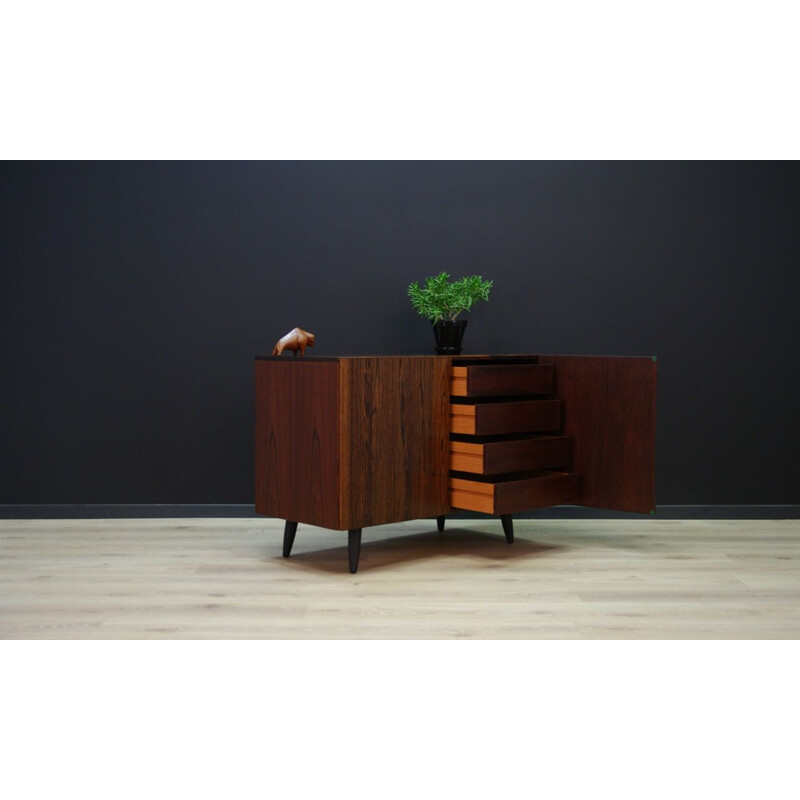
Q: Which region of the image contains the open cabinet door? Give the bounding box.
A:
[538,355,657,514]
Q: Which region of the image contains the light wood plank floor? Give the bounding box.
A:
[1,518,799,639]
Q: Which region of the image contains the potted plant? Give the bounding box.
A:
[408,271,493,355]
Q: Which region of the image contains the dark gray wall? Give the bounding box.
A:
[2,161,799,506]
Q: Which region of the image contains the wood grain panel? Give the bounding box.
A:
[254,360,339,529]
[494,471,580,515]
[462,364,554,396]
[451,401,561,436]
[483,435,570,475]
[339,357,449,529]
[448,436,570,475]
[538,355,657,513]
[473,399,561,436]
[449,471,580,514]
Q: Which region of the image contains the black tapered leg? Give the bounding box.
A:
[348,529,362,573]
[436,515,446,532]
[283,520,298,557]
[501,514,514,544]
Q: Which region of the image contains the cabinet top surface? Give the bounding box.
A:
[254,354,542,362]
[255,355,446,362]
[255,354,656,362]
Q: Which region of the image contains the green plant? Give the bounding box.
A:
[407,272,493,324]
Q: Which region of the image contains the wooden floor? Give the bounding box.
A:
[1,517,799,639]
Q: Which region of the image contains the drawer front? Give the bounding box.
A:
[450,364,554,397]
[449,471,580,515]
[450,400,561,436]
[449,435,570,475]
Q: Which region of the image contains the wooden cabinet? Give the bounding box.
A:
[255,353,657,571]
[255,356,449,531]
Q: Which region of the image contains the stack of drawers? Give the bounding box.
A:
[448,357,580,515]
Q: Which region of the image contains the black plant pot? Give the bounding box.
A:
[433,320,468,355]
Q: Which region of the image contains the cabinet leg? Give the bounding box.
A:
[436,515,446,532]
[501,514,514,544]
[348,529,362,573]
[283,520,298,558]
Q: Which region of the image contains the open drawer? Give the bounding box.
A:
[450,434,570,475]
[450,363,554,397]
[449,470,580,515]
[450,399,561,436]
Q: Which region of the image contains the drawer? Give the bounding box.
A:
[450,435,570,475]
[450,364,554,397]
[450,399,561,436]
[449,471,580,515]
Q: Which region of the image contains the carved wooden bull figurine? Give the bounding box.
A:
[272,327,315,356]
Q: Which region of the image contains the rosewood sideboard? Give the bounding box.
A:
[255,354,657,572]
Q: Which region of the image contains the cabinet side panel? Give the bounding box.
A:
[339,358,449,529]
[538,355,657,514]
[254,360,339,528]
